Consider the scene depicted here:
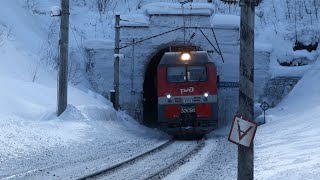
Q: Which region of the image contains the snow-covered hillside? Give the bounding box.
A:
[0,0,319,179]
[0,0,168,178]
[255,61,320,179]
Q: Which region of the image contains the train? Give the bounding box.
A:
[157,51,219,137]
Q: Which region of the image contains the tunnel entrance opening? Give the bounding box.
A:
[142,45,199,128]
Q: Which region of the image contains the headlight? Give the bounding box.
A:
[181,53,191,61]
[166,93,172,99]
[203,92,209,97]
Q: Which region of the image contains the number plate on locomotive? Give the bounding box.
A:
[183,98,193,104]
[181,106,195,113]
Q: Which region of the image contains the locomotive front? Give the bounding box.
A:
[157,51,218,136]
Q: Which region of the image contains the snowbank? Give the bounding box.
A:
[255,61,320,179]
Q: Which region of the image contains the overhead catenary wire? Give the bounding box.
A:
[119,26,184,49]
[198,28,224,63]
[117,21,225,63]
[211,28,224,63]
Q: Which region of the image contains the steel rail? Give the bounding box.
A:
[143,136,206,180]
[76,139,174,180]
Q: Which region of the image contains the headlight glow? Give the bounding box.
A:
[181,53,191,61]
[166,94,172,99]
[203,92,209,97]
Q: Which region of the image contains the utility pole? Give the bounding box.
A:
[217,0,260,179]
[238,0,256,179]
[57,0,70,116]
[114,14,120,110]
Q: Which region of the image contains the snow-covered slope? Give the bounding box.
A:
[0,1,168,178]
[255,61,320,179]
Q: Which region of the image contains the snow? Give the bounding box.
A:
[0,1,169,179]
[120,14,150,27]
[211,14,240,29]
[50,6,61,17]
[255,60,320,179]
[0,0,320,179]
[163,138,219,180]
[83,39,114,50]
[143,2,215,16]
[255,42,273,53]
[269,52,313,78]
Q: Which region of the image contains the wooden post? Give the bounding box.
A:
[238,0,255,179]
[57,0,69,116]
[114,14,120,110]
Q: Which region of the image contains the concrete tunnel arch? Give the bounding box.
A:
[142,44,201,127]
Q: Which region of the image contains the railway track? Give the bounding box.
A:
[78,137,206,180]
[1,140,175,180]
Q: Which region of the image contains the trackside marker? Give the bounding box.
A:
[228,115,257,148]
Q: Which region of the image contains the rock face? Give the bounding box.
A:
[86,3,273,125]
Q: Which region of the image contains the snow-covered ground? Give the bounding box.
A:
[0,0,320,179]
[255,61,320,179]
[0,1,169,179]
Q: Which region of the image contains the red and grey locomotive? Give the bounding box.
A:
[157,51,219,136]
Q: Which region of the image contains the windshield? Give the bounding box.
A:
[187,66,206,82]
[167,66,207,83]
[167,66,186,82]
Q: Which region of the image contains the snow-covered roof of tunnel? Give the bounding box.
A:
[120,14,150,27]
[211,14,240,29]
[142,2,214,16]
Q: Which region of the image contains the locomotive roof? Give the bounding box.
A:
[158,51,214,66]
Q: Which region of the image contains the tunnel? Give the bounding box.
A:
[142,45,199,128]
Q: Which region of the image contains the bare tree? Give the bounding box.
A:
[313,0,319,20]
[31,60,41,82]
[6,25,14,40]
[72,0,87,6]
[97,0,111,15]
[0,29,4,46]
[24,0,39,9]
[285,0,291,20]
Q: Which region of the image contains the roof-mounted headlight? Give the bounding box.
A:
[181,53,191,61]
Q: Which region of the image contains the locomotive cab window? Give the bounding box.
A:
[167,66,186,82]
[187,66,207,82]
[167,66,207,83]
